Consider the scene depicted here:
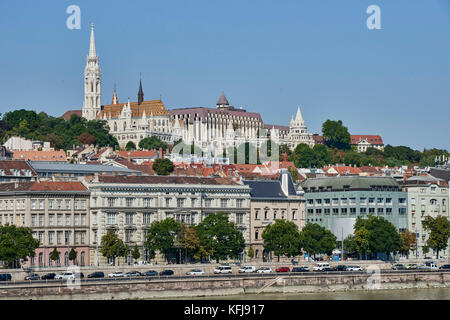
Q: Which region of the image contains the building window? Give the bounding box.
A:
[57,200,62,209]
[65,231,70,245]
[74,215,79,226]
[31,215,36,226]
[81,200,86,209]
[236,213,244,225]
[125,230,134,242]
[107,213,116,225]
[264,211,269,220]
[49,214,54,226]
[236,199,244,208]
[81,215,86,226]
[399,208,406,215]
[386,208,392,214]
[360,208,367,214]
[65,200,70,210]
[221,199,228,208]
[74,201,78,210]
[369,208,375,214]
[38,253,43,267]
[315,208,322,215]
[177,198,185,208]
[65,252,69,266]
[31,200,37,210]
[126,198,135,207]
[205,199,212,208]
[341,208,347,215]
[49,200,54,209]
[65,215,70,226]
[143,213,151,224]
[48,232,53,244]
[255,229,259,240]
[255,211,259,220]
[38,232,44,244]
[166,198,171,207]
[107,198,116,207]
[377,208,384,214]
[143,198,152,207]
[57,214,62,226]
[369,198,375,204]
[57,231,62,244]
[292,211,297,220]
[126,213,134,225]
[350,208,356,214]
[80,252,85,266]
[39,214,44,226]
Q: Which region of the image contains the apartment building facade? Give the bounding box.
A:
[85,175,251,265]
[0,181,90,267]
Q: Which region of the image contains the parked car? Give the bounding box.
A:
[144,270,158,276]
[24,273,40,281]
[186,269,205,276]
[439,264,450,270]
[336,265,348,271]
[87,272,104,278]
[392,264,406,270]
[41,273,56,280]
[159,269,174,276]
[214,265,233,274]
[275,267,290,273]
[0,273,12,281]
[108,271,124,278]
[75,272,84,279]
[347,266,363,271]
[292,267,309,273]
[322,266,338,272]
[55,272,75,280]
[256,267,272,274]
[420,261,438,270]
[313,263,330,271]
[406,264,418,270]
[124,271,142,277]
[238,266,256,273]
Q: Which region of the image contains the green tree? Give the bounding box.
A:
[196,212,245,263]
[261,219,301,262]
[291,143,316,168]
[145,218,182,262]
[354,215,401,260]
[298,223,337,258]
[0,225,40,268]
[100,230,128,265]
[132,245,141,261]
[247,246,255,259]
[322,120,351,150]
[353,227,370,259]
[400,230,417,258]
[139,136,169,151]
[68,248,77,264]
[422,215,450,259]
[152,158,174,175]
[125,141,136,151]
[179,224,210,262]
[343,235,358,257]
[50,246,60,265]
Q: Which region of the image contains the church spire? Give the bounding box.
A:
[89,23,96,57]
[138,75,144,105]
[294,106,304,125]
[112,84,118,104]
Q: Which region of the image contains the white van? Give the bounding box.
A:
[238,266,256,273]
[313,263,330,271]
[214,265,233,274]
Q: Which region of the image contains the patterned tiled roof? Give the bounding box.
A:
[97,99,168,119]
[351,135,384,145]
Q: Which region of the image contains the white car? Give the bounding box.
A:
[214,266,233,274]
[108,271,124,278]
[256,267,272,274]
[238,266,256,273]
[313,263,330,271]
[420,261,438,270]
[347,266,363,271]
[186,269,205,276]
[55,272,75,280]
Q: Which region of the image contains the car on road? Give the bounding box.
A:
[256,267,272,274]
[87,272,104,278]
[392,264,406,270]
[108,271,124,278]
[336,265,348,271]
[159,269,174,276]
[75,272,84,279]
[24,274,40,280]
[313,263,330,271]
[124,271,142,277]
[420,261,438,270]
[275,267,290,273]
[55,272,76,280]
[292,267,309,273]
[406,264,418,270]
[186,269,205,276]
[0,273,12,281]
[439,264,450,270]
[41,273,56,280]
[144,270,158,277]
[238,266,256,273]
[347,266,363,271]
[214,265,233,274]
[322,267,338,272]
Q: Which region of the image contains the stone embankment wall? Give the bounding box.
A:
[0,271,448,300]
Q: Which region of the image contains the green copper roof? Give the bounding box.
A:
[301,176,399,191]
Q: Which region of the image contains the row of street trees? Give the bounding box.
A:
[100,212,245,265]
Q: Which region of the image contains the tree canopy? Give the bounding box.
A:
[100,230,129,264]
[298,223,337,257]
[196,212,245,263]
[145,218,182,262]
[152,158,174,175]
[139,136,169,151]
[261,219,301,261]
[422,215,450,259]
[0,224,40,267]
[322,120,351,150]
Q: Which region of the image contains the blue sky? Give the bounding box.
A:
[0,0,449,150]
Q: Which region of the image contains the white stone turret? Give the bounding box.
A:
[82,23,102,121]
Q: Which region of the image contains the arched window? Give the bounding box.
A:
[81,252,85,266]
[65,252,69,266]
[430,199,437,205]
[38,253,43,266]
[123,122,127,131]
[255,230,259,240]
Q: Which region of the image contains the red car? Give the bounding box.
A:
[276,267,290,273]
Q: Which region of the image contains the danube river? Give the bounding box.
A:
[170,287,450,300]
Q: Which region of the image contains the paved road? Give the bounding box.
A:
[1,269,449,287]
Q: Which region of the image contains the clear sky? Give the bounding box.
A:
[0,0,449,150]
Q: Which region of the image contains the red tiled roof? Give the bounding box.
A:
[350,135,384,145]
[13,150,66,162]
[118,150,158,159]
[0,181,87,192]
[328,166,362,175]
[60,110,82,121]
[0,160,37,176]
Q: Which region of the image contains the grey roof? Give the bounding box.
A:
[29,161,140,174]
[405,174,443,182]
[243,172,297,199]
[301,176,400,192]
[430,168,450,182]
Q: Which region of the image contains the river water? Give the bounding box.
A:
[173,287,450,300]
